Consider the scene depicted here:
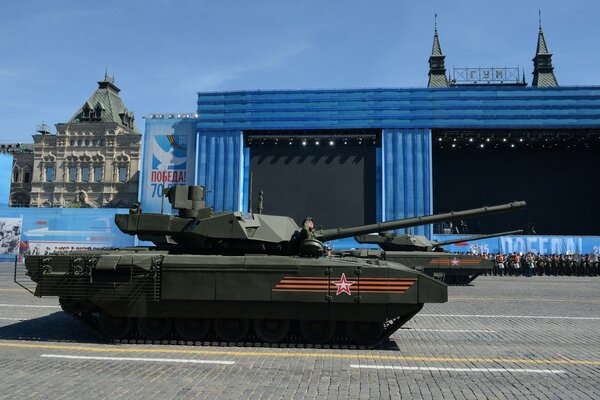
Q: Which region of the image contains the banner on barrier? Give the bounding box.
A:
[0,208,135,260]
[433,234,600,256]
[0,217,22,255]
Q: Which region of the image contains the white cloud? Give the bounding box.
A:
[183,42,312,90]
[0,68,17,79]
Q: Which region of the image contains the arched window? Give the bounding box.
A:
[92,154,105,182]
[42,154,57,182]
[69,166,77,182]
[46,166,55,182]
[95,104,102,120]
[94,165,103,182]
[82,103,91,120]
[114,154,130,183]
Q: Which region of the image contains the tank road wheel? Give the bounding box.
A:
[136,318,173,340]
[347,321,384,346]
[99,313,132,339]
[253,319,290,343]
[174,318,211,341]
[214,318,250,342]
[299,320,336,344]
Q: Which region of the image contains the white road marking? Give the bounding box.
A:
[41,354,235,365]
[0,317,24,321]
[402,328,496,333]
[350,365,565,374]
[419,314,600,321]
[0,304,60,309]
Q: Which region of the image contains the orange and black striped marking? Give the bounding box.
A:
[272,276,416,293]
[167,134,187,150]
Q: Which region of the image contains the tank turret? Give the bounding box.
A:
[350,205,527,285]
[116,185,526,257]
[432,229,524,248]
[356,229,525,252]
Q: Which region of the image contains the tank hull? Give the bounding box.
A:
[385,251,491,285]
[24,251,446,346]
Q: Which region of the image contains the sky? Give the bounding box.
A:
[1,0,599,143]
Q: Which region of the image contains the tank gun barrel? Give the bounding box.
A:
[315,201,526,242]
[433,229,524,247]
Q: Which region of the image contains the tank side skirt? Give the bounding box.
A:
[95,300,423,323]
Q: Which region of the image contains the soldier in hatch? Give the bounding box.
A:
[300,217,316,240]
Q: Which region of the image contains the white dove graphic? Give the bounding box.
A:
[153,143,187,170]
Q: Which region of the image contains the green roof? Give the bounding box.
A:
[68,74,140,133]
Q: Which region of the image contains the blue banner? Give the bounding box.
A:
[0,154,12,207]
[0,207,135,260]
[433,234,600,256]
[140,117,197,213]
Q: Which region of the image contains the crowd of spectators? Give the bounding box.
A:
[480,252,599,277]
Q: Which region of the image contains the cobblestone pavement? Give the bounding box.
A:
[0,262,599,399]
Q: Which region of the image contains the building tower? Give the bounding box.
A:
[427,16,450,88]
[29,74,142,208]
[532,14,558,87]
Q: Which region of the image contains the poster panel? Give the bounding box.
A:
[140,117,197,213]
[0,217,22,255]
[0,207,135,260]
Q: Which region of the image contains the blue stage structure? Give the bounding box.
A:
[172,86,600,238]
[0,154,12,207]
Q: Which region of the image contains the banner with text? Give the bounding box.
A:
[432,234,600,256]
[140,118,197,213]
[0,207,134,261]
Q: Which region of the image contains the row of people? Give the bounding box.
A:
[480,252,600,276]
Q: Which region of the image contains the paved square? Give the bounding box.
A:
[1,262,599,399]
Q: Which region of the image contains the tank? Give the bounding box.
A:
[24,185,448,347]
[355,229,524,253]
[351,203,526,285]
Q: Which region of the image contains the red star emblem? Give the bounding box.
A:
[333,273,355,296]
[451,257,460,266]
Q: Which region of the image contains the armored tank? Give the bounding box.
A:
[351,204,526,285]
[24,185,448,347]
[356,229,524,253]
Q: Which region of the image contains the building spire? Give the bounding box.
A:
[427,14,449,88]
[532,13,558,87]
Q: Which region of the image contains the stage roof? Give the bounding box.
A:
[196,86,600,131]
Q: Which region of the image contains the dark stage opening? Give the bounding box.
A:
[246,129,379,229]
[433,129,600,235]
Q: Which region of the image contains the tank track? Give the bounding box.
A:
[65,308,421,350]
[443,274,481,286]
